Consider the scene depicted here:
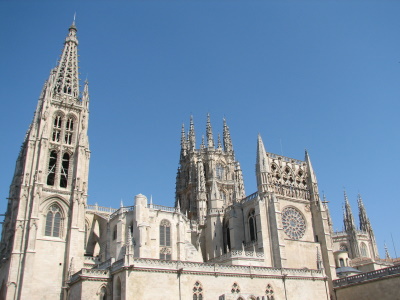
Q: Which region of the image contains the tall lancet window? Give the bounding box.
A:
[248,209,257,242]
[65,116,74,145]
[45,204,62,237]
[216,164,224,180]
[60,153,70,188]
[47,151,58,186]
[159,220,171,260]
[52,114,62,142]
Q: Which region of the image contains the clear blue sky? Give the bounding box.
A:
[1,1,400,258]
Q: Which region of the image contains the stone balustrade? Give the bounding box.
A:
[333,265,400,287]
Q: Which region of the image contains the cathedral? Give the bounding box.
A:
[0,22,390,300]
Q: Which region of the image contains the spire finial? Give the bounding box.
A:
[206,113,214,148]
[223,118,233,152]
[188,115,196,150]
[54,22,79,99]
[385,243,391,259]
[217,133,222,149]
[73,12,76,25]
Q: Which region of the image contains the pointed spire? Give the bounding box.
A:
[322,193,333,233]
[357,193,371,232]
[217,134,222,150]
[53,22,80,98]
[200,135,205,150]
[344,191,356,232]
[256,134,270,193]
[82,79,90,107]
[210,178,221,208]
[188,115,196,150]
[305,150,317,183]
[256,134,269,173]
[223,118,233,152]
[120,199,124,208]
[180,124,187,157]
[206,113,214,148]
[384,243,391,259]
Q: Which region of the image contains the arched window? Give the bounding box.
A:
[47,150,57,186]
[339,258,345,267]
[265,284,274,300]
[360,242,368,257]
[248,210,257,242]
[216,164,224,180]
[65,116,74,145]
[192,281,203,300]
[59,153,70,188]
[52,114,62,142]
[45,204,62,237]
[99,286,107,300]
[223,220,231,253]
[114,277,121,300]
[160,220,171,260]
[113,225,117,240]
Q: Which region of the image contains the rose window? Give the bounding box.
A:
[282,207,306,240]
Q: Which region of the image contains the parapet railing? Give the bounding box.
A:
[86,204,118,214]
[149,204,176,212]
[333,265,400,287]
[241,192,258,203]
[109,206,135,219]
[268,152,304,165]
[210,249,265,263]
[69,268,110,283]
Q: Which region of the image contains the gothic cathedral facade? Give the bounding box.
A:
[0,23,382,300]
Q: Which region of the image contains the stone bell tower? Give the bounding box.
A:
[0,21,90,300]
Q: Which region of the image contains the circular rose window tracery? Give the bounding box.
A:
[282,207,306,240]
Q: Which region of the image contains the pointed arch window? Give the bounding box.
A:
[223,220,231,253]
[160,220,171,260]
[114,277,121,300]
[192,281,203,300]
[99,286,107,300]
[216,164,224,180]
[113,225,117,240]
[47,151,58,186]
[45,204,62,237]
[65,116,74,145]
[360,242,368,257]
[265,284,274,300]
[60,153,70,188]
[52,114,62,142]
[248,209,257,242]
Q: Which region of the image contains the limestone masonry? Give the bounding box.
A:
[0,23,397,300]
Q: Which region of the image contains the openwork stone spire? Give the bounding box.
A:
[180,124,187,157]
[343,191,356,231]
[54,22,80,98]
[188,115,196,150]
[223,118,233,152]
[357,194,371,232]
[206,113,214,148]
